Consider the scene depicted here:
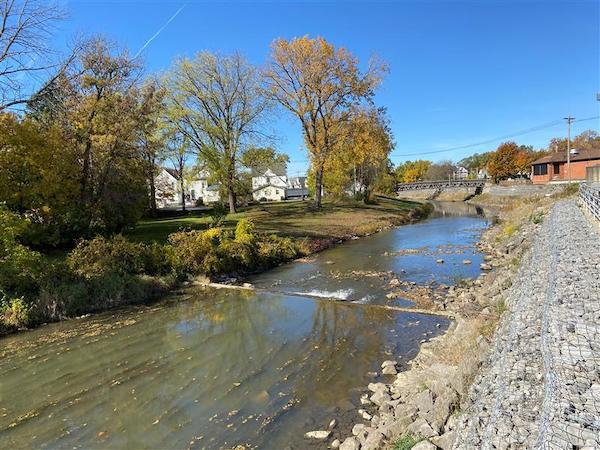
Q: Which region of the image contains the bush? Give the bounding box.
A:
[0,205,43,299]
[235,218,256,244]
[209,203,228,227]
[0,295,31,332]
[168,228,225,276]
[67,235,170,278]
[257,235,298,266]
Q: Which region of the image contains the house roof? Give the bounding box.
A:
[288,176,307,188]
[206,184,220,191]
[251,165,287,177]
[163,167,179,179]
[532,147,600,165]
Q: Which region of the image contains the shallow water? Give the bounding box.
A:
[0,202,488,449]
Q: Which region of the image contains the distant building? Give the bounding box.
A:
[531,147,600,184]
[453,166,469,180]
[251,168,309,202]
[286,176,309,200]
[252,168,288,201]
[155,168,220,208]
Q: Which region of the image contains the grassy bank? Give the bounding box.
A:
[1,198,431,336]
[126,197,428,244]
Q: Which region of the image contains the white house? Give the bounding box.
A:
[453,166,469,180]
[155,167,220,208]
[252,168,288,202]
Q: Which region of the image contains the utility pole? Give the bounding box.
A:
[564,116,574,183]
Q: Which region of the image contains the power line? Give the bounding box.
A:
[391,116,600,158]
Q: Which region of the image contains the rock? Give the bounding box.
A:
[436,259,444,264]
[352,423,367,436]
[412,441,437,450]
[329,419,337,430]
[242,282,253,288]
[408,418,438,438]
[304,430,330,440]
[331,438,341,449]
[362,430,384,450]
[358,409,372,420]
[480,263,492,270]
[389,278,401,287]
[368,382,387,393]
[370,389,391,406]
[382,365,398,375]
[462,259,472,265]
[431,430,457,450]
[381,360,397,368]
[339,437,360,450]
[413,389,434,415]
[360,393,372,405]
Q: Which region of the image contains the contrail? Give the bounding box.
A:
[134,3,186,58]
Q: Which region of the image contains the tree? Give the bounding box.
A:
[164,131,193,212]
[0,0,66,111]
[548,129,600,153]
[488,141,519,183]
[319,107,392,202]
[135,79,167,216]
[264,36,384,208]
[164,52,270,214]
[424,160,455,181]
[26,37,149,236]
[241,146,289,175]
[395,160,431,183]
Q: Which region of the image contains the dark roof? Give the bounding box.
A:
[206,184,220,191]
[532,147,600,165]
[163,167,179,178]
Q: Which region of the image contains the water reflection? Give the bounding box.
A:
[0,201,486,449]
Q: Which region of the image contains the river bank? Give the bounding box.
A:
[0,199,431,336]
[331,192,569,450]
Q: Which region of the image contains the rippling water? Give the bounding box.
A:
[0,202,488,449]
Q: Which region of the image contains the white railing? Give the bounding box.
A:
[579,182,600,222]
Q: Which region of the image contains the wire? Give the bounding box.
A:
[391,116,600,158]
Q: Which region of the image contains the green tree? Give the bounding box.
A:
[164,52,270,214]
[395,160,431,183]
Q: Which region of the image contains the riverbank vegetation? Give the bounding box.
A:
[1,198,430,335]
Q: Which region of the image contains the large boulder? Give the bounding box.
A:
[431,430,457,450]
[412,441,437,450]
[339,437,360,450]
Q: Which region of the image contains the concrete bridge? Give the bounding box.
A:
[396,179,487,200]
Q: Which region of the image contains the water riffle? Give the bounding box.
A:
[0,202,488,449]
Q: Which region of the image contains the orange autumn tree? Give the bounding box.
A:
[488,141,519,183]
[264,36,385,208]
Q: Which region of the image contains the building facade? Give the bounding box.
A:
[155,168,221,208]
[531,148,600,184]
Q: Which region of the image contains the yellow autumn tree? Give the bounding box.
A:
[265,36,385,207]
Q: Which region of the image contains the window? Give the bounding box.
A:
[191,190,196,199]
[533,164,548,176]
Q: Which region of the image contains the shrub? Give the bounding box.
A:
[257,235,298,266]
[235,218,256,244]
[67,235,170,278]
[0,205,43,299]
[209,203,228,227]
[0,295,31,331]
[168,228,225,276]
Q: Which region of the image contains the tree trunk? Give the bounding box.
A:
[227,160,236,214]
[149,177,157,217]
[180,177,186,212]
[314,165,324,208]
[228,187,236,214]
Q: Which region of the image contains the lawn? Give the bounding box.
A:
[125,197,427,244]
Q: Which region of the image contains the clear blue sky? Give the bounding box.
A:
[56,0,599,176]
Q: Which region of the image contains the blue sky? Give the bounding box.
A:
[56,0,599,176]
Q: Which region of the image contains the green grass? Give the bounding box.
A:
[391,434,422,450]
[125,197,425,244]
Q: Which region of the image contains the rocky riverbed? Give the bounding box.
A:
[326,197,560,450]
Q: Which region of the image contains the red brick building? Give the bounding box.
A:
[531,147,600,184]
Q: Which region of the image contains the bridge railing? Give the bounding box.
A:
[395,179,487,191]
[579,182,600,222]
